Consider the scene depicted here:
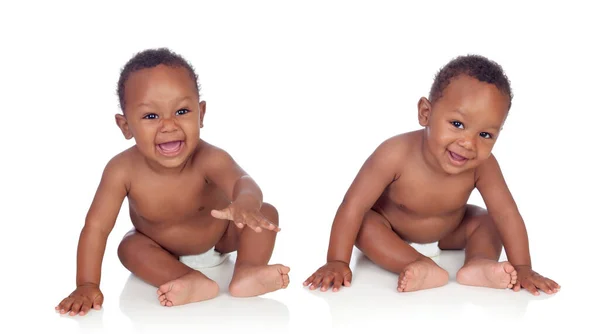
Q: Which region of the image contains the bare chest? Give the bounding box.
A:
[127,173,225,224]
[384,168,475,217]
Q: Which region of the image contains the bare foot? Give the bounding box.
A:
[157,270,219,307]
[229,264,290,297]
[456,259,517,289]
[397,259,449,292]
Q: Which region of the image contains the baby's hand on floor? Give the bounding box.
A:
[211,202,280,233]
[513,266,560,295]
[303,261,352,292]
[55,283,104,316]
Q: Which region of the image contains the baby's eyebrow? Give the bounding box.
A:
[177,96,194,103]
[134,96,193,110]
[136,102,153,109]
[450,109,469,120]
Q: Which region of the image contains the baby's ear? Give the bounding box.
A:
[417,97,432,126]
[198,100,206,128]
[115,114,133,139]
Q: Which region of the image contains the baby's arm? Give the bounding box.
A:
[56,155,128,315]
[476,154,560,295]
[205,146,278,232]
[304,137,404,291]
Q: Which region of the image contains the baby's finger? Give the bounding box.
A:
[79,300,92,316]
[540,281,555,294]
[211,207,233,220]
[303,274,316,286]
[58,298,74,314]
[237,215,258,230]
[542,280,559,294]
[232,214,245,228]
[332,275,343,292]
[522,280,540,296]
[344,271,353,286]
[258,216,280,232]
[93,294,104,310]
[309,275,324,290]
[70,300,83,316]
[547,279,561,291]
[247,216,263,232]
[55,298,67,311]
[531,275,550,289]
[320,275,334,291]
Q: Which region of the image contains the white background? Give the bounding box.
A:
[1,1,599,333]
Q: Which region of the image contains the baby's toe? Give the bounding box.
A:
[503,262,516,273]
[282,275,290,288]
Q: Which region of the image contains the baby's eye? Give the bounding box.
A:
[451,121,464,129]
[480,132,493,139]
[176,109,190,115]
[144,113,158,119]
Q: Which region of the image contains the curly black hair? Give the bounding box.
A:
[428,55,513,110]
[117,48,200,111]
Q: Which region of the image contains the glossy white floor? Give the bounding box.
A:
[16,224,600,333]
[2,1,599,333]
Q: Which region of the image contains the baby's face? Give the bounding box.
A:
[121,65,203,169]
[424,74,510,174]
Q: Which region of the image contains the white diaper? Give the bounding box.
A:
[409,242,441,258]
[179,247,230,269]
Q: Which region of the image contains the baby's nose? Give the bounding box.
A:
[160,118,178,132]
[458,135,476,150]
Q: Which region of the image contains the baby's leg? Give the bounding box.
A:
[226,203,290,297]
[438,204,517,289]
[118,230,219,306]
[355,210,449,292]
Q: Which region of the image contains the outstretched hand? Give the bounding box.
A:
[513,266,560,295]
[211,202,280,233]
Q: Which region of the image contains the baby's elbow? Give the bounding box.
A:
[338,198,369,218]
[81,220,112,240]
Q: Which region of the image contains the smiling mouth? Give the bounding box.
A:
[157,140,184,156]
[447,150,468,166]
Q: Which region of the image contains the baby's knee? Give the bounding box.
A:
[117,232,152,264]
[356,210,390,246]
[465,213,495,237]
[117,235,137,264]
[356,217,373,242]
[260,202,279,225]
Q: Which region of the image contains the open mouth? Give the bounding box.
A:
[447,150,468,166]
[156,140,184,157]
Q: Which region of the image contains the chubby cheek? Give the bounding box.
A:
[473,144,494,164]
[131,126,158,151]
[182,123,200,140]
[431,125,457,151]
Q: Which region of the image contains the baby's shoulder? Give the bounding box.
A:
[373,130,421,161]
[191,140,235,169]
[195,140,226,158]
[474,152,502,181]
[111,146,137,165]
[102,146,137,179]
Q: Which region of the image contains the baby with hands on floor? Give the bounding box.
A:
[304,55,560,296]
[55,48,290,317]
[55,50,560,318]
